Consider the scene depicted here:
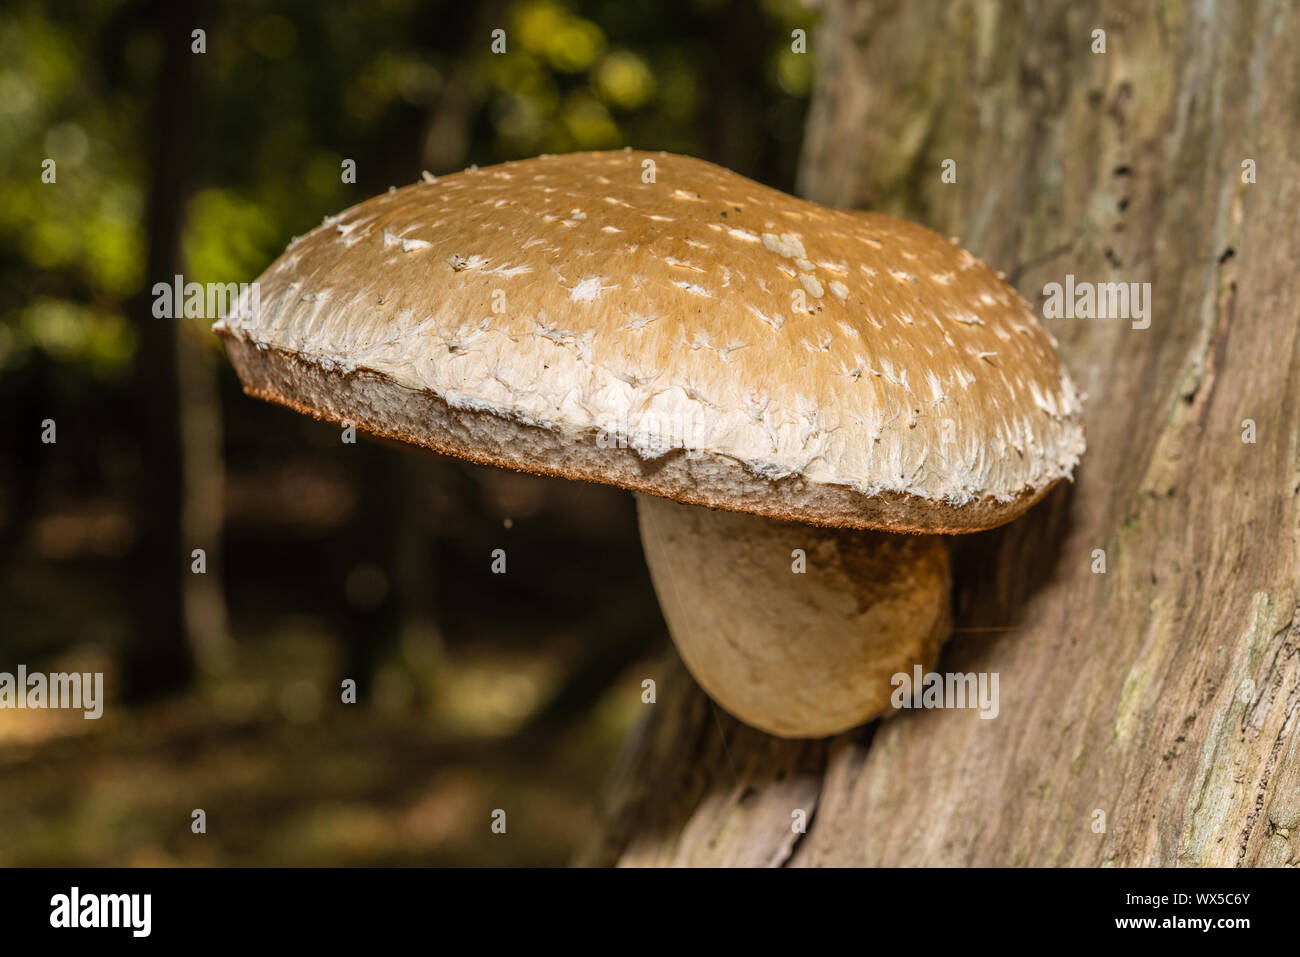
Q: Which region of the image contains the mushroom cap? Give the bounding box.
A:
[216,150,1084,532]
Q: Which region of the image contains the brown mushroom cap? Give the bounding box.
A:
[215,150,1083,532]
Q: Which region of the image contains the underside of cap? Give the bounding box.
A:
[221,334,1057,532]
[216,150,1084,533]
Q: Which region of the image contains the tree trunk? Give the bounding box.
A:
[177,321,233,677]
[121,0,201,701]
[582,0,1300,867]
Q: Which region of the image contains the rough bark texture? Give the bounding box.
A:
[581,0,1300,867]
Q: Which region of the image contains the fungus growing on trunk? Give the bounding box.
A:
[215,150,1084,738]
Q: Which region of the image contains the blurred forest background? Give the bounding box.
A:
[0,0,816,865]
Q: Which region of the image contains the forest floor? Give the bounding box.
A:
[0,637,645,866]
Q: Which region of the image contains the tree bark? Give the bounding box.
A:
[582,0,1300,867]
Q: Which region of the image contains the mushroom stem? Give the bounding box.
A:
[635,492,951,738]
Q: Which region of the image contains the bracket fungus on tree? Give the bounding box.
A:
[214,149,1085,738]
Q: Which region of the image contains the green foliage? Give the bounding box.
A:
[3,0,816,379]
[0,4,147,375]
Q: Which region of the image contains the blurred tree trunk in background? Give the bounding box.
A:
[419,0,506,176]
[705,0,766,179]
[335,439,403,702]
[121,0,200,701]
[177,321,231,676]
[583,0,1300,866]
[0,355,51,576]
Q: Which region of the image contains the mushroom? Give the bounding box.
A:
[214,150,1084,738]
